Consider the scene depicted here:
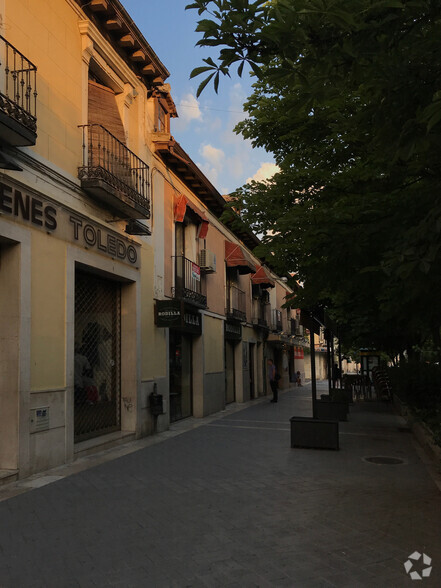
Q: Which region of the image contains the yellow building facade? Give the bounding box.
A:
[0,0,308,482]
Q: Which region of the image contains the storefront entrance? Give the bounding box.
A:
[169,331,192,422]
[225,341,236,404]
[74,271,121,442]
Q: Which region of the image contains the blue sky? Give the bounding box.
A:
[122,0,277,195]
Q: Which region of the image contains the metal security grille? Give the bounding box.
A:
[74,271,121,442]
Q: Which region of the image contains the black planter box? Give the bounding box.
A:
[330,387,353,404]
[290,416,339,450]
[314,399,348,422]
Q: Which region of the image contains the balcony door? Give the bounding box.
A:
[88,79,126,143]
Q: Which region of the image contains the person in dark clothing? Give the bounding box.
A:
[268,358,278,403]
[333,363,341,388]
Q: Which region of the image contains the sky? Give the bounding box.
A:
[122,0,278,195]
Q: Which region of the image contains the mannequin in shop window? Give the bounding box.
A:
[74,345,93,404]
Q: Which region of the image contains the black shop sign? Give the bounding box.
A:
[155,300,202,335]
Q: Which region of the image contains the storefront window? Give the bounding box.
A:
[74,271,121,441]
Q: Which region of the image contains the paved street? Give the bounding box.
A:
[1,381,440,587]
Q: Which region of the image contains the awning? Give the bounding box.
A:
[251,265,275,289]
[225,240,257,274]
[174,194,209,239]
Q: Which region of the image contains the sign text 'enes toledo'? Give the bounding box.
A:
[0,180,139,266]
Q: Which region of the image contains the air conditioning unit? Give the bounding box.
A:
[199,249,216,273]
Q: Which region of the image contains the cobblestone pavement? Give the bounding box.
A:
[1,381,440,587]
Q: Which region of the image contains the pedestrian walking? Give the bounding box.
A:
[333,363,341,388]
[296,370,302,386]
[267,358,278,403]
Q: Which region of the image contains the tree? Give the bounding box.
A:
[187,0,441,357]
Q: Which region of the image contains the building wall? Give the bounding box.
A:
[205,224,227,316]
[6,0,83,176]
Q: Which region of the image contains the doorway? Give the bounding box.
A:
[169,331,193,421]
[74,271,121,442]
[225,340,236,404]
[249,343,255,399]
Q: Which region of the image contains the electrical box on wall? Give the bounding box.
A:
[30,407,50,433]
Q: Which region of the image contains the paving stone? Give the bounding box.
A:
[0,382,440,587]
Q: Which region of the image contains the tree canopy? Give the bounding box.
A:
[187,0,441,358]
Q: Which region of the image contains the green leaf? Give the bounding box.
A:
[189,65,216,79]
[196,72,215,97]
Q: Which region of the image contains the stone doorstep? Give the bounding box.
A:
[74,430,136,459]
[0,470,19,486]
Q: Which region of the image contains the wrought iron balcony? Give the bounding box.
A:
[252,302,270,330]
[0,36,37,146]
[226,284,246,322]
[78,124,150,219]
[172,256,207,308]
[271,309,283,333]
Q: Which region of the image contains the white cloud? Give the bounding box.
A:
[246,162,280,184]
[173,93,202,131]
[200,143,225,167]
[198,144,226,186]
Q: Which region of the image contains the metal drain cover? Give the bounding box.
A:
[363,456,406,465]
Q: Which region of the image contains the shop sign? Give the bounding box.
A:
[0,178,140,266]
[155,300,182,328]
[183,308,201,334]
[224,320,242,341]
[191,262,201,282]
[294,346,305,360]
[155,300,202,335]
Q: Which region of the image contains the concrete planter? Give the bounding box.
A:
[330,387,353,404]
[314,399,348,422]
[290,417,339,450]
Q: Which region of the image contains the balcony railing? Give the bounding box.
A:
[226,284,246,322]
[0,35,37,145]
[271,309,283,332]
[78,124,150,219]
[172,256,207,308]
[252,302,271,329]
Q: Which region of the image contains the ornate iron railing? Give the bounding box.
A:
[226,284,246,322]
[78,124,150,212]
[252,301,271,329]
[172,256,207,308]
[0,35,37,133]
